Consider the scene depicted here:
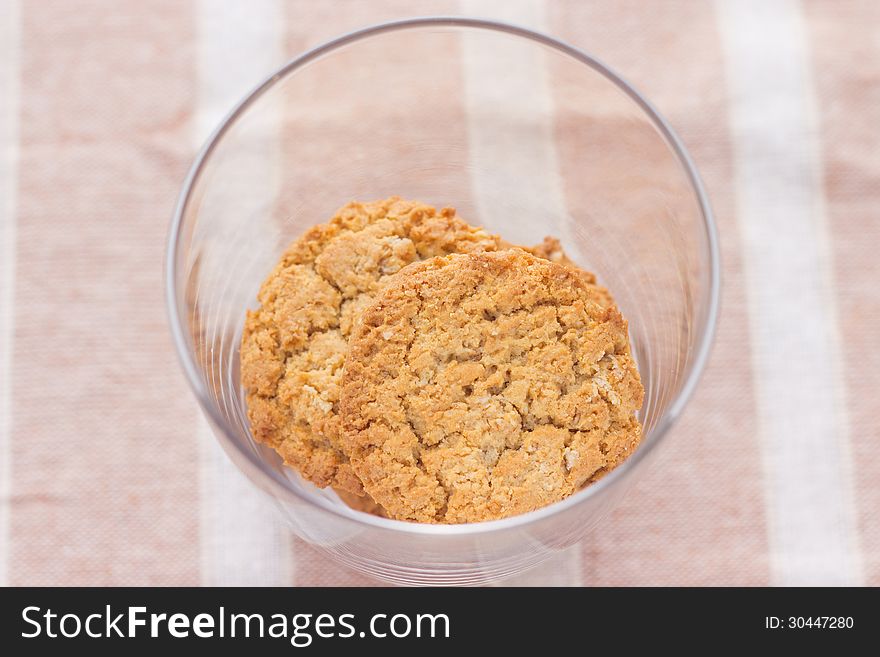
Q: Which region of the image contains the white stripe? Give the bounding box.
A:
[195,0,292,586]
[0,0,21,588]
[460,0,569,247]
[198,418,292,586]
[716,0,863,585]
[461,0,582,586]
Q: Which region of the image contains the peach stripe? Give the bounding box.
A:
[10,0,199,585]
[549,0,769,585]
[194,0,293,587]
[0,0,22,587]
[291,540,390,587]
[804,0,880,585]
[716,0,863,585]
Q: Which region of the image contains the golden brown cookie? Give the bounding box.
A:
[521,236,576,268]
[522,237,617,307]
[334,488,387,517]
[240,198,500,494]
[340,249,644,523]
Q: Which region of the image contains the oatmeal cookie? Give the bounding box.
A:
[334,488,387,517]
[240,198,500,494]
[340,249,644,523]
[522,235,575,268]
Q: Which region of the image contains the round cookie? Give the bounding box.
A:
[240,198,500,495]
[340,249,644,523]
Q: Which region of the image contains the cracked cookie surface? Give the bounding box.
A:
[340,249,644,523]
[240,198,500,494]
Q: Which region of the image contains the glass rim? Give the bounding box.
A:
[165,16,721,537]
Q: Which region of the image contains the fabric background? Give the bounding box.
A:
[0,0,877,586]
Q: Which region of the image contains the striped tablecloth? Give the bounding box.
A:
[0,0,876,586]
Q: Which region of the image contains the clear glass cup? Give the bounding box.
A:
[166,17,719,585]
